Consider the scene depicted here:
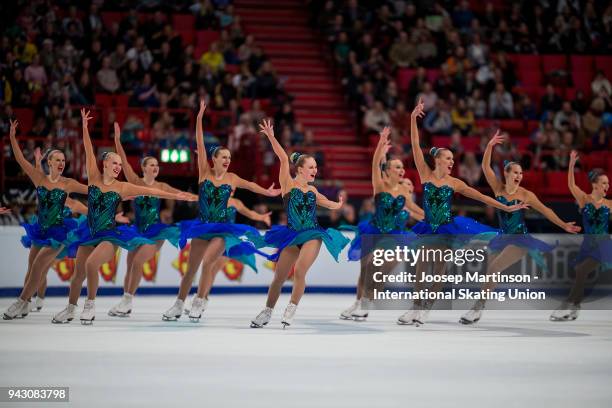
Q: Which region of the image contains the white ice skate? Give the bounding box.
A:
[183,294,199,315]
[397,303,421,325]
[188,297,208,322]
[412,300,433,326]
[52,304,77,324]
[281,302,298,328]
[108,293,133,317]
[351,298,372,321]
[550,302,580,321]
[80,299,96,325]
[459,301,486,325]
[162,299,184,321]
[30,296,44,312]
[339,300,360,320]
[3,298,29,320]
[250,307,273,328]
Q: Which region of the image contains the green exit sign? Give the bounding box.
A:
[160,149,190,163]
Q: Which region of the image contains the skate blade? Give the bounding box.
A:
[459,317,478,325]
[396,319,415,325]
[162,315,180,321]
[108,311,131,318]
[188,315,201,323]
[250,321,268,328]
[2,313,14,320]
[51,317,73,324]
[80,318,95,325]
[339,315,353,320]
[281,322,290,329]
[413,319,424,326]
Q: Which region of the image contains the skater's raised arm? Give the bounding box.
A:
[80,108,102,183]
[523,191,580,233]
[410,99,430,182]
[8,120,44,185]
[315,190,343,210]
[372,127,391,193]
[482,130,504,194]
[455,179,528,213]
[568,150,587,208]
[113,122,140,184]
[230,198,272,227]
[259,118,291,188]
[118,182,198,202]
[195,100,210,182]
[232,174,281,197]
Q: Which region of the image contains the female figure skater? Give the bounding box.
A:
[460,131,580,325]
[108,122,195,317]
[250,119,350,328]
[397,99,527,326]
[340,127,424,321]
[51,109,195,325]
[3,120,89,320]
[185,195,272,314]
[550,151,610,321]
[162,101,279,322]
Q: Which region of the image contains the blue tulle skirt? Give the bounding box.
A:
[411,216,498,247]
[341,221,417,261]
[264,225,350,262]
[489,233,557,269]
[67,223,156,258]
[138,223,180,248]
[574,235,612,269]
[178,219,266,271]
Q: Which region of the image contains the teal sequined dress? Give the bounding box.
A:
[264,188,350,262]
[575,203,611,267]
[178,180,265,271]
[20,186,78,252]
[67,186,154,256]
[412,183,497,243]
[344,192,416,261]
[489,196,556,268]
[133,196,180,247]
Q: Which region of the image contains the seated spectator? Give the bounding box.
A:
[363,100,391,134]
[488,83,513,118]
[467,88,487,118]
[459,152,482,186]
[391,102,410,136]
[389,31,416,68]
[199,42,225,74]
[451,99,475,135]
[591,70,612,97]
[24,54,47,92]
[424,100,453,135]
[415,81,438,112]
[591,128,609,150]
[554,101,581,131]
[540,84,563,117]
[96,56,120,93]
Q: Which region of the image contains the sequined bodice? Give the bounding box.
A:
[35,186,67,231]
[198,179,232,223]
[226,206,237,223]
[87,185,121,236]
[372,192,409,233]
[496,196,527,234]
[134,196,161,233]
[581,203,609,234]
[284,188,318,231]
[422,182,453,232]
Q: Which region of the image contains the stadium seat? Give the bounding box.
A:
[13,108,34,134]
[516,55,542,86]
[594,56,612,79]
[95,94,113,107]
[541,55,567,74]
[570,55,594,75]
[114,94,129,107]
[100,11,125,29]
[172,14,195,29]
[396,68,416,92]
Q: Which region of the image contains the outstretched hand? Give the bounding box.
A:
[115,212,131,224]
[488,129,506,147]
[569,150,579,167]
[114,122,121,141]
[34,147,42,165]
[197,99,207,116]
[265,183,281,197]
[411,98,425,119]
[0,207,11,215]
[9,119,18,137]
[177,192,199,202]
[563,222,581,234]
[505,202,530,213]
[259,211,272,227]
[331,194,344,210]
[80,108,92,125]
[258,119,274,139]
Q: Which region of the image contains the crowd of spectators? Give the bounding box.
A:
[311,0,612,185]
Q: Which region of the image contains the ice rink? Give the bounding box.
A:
[1,294,611,407]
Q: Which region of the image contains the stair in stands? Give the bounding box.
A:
[235,0,372,196]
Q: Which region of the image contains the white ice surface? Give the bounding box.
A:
[1,295,611,408]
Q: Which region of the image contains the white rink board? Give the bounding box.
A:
[0,226,359,289]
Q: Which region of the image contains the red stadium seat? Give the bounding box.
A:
[513,137,531,150]
[95,94,113,107]
[525,120,540,136]
[541,55,567,74]
[196,30,221,55]
[114,94,129,107]
[572,71,593,94]
[396,68,416,92]
[13,108,34,134]
[426,69,441,84]
[594,56,612,79]
[570,55,594,75]
[498,119,524,135]
[101,11,125,29]
[172,14,195,29]
[516,55,542,86]
[544,171,568,196]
